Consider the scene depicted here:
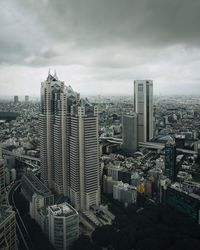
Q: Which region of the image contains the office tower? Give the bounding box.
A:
[40,72,69,196]
[122,114,138,154]
[165,141,177,181]
[0,145,5,204]
[25,95,29,102]
[70,101,100,211]
[134,80,153,142]
[48,203,79,250]
[0,205,17,250]
[14,96,19,104]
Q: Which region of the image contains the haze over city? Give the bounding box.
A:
[1,0,200,96]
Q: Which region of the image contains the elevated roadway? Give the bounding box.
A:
[100,137,197,155]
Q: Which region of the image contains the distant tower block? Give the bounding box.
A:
[122,114,138,154]
[134,80,153,142]
[14,96,19,104]
[25,95,29,102]
[165,141,177,181]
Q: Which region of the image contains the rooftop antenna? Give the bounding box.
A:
[54,70,58,79]
[48,68,51,75]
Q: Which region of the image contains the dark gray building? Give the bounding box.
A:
[122,114,138,154]
[14,96,19,104]
[165,141,177,181]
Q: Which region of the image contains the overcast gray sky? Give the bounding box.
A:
[0,0,200,96]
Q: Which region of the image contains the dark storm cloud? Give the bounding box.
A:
[0,0,200,95]
[1,0,200,65]
[18,0,200,47]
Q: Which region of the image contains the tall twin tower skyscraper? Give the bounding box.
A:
[40,72,100,211]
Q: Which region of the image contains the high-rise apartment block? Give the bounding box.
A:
[48,203,79,250]
[40,72,100,211]
[0,206,17,250]
[134,80,153,142]
[70,102,100,211]
[165,141,177,181]
[40,72,69,196]
[122,114,138,154]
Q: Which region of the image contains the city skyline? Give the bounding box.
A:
[1,1,200,249]
[0,0,200,96]
[1,70,200,249]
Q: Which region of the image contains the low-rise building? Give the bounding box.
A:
[48,203,79,250]
[21,171,54,221]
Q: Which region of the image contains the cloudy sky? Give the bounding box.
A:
[0,0,200,96]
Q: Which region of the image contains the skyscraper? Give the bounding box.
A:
[134,80,153,142]
[40,72,100,210]
[69,101,100,211]
[165,141,177,181]
[40,72,69,196]
[122,114,138,154]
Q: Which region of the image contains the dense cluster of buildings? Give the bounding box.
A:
[1,73,200,249]
[0,145,17,250]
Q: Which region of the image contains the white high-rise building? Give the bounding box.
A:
[40,72,69,196]
[40,72,100,210]
[48,203,79,250]
[70,101,100,211]
[134,80,153,142]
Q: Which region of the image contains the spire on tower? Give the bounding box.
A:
[54,70,58,80]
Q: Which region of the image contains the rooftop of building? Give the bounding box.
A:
[22,171,52,196]
[114,181,137,191]
[48,202,78,217]
[175,134,186,139]
[123,113,137,118]
[170,182,200,201]
[107,160,122,168]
